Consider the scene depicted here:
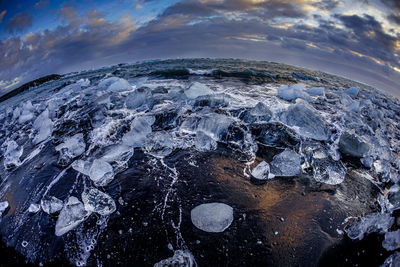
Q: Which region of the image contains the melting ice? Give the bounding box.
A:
[0,60,399,266]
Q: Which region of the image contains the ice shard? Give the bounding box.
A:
[55,196,91,236]
[88,159,114,186]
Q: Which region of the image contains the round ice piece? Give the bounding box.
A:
[191,203,233,233]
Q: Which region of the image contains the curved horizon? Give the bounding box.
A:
[0,0,399,98]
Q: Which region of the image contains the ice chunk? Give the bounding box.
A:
[0,201,9,216]
[381,252,400,267]
[251,161,274,180]
[72,160,92,176]
[88,159,114,186]
[310,149,346,185]
[345,87,360,98]
[277,83,309,101]
[57,81,83,96]
[180,116,200,134]
[249,102,272,120]
[41,196,63,214]
[12,107,20,120]
[241,102,272,123]
[98,77,120,88]
[373,160,391,179]
[185,82,214,99]
[55,133,86,159]
[195,131,217,151]
[281,101,329,141]
[28,203,41,213]
[33,109,53,144]
[3,140,23,169]
[339,93,359,111]
[270,149,301,177]
[339,131,370,158]
[194,93,231,108]
[55,196,91,236]
[98,77,130,92]
[101,145,133,164]
[197,113,233,141]
[107,78,132,92]
[154,250,196,267]
[386,185,400,212]
[191,202,233,233]
[251,122,300,148]
[77,78,90,87]
[361,156,373,168]
[345,212,394,240]
[305,87,325,96]
[383,230,400,251]
[81,188,116,216]
[145,131,174,157]
[152,107,181,130]
[122,115,155,147]
[125,87,149,109]
[18,101,35,124]
[46,98,63,119]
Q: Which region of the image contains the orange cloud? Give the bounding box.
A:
[0,10,6,24]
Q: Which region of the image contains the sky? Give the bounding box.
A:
[0,0,399,96]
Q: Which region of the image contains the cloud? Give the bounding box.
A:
[0,0,399,96]
[337,14,399,64]
[58,6,78,23]
[0,7,136,90]
[0,10,6,24]
[381,0,400,10]
[388,13,400,25]
[172,0,309,18]
[5,12,33,33]
[34,0,49,10]
[0,77,20,89]
[315,0,340,11]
